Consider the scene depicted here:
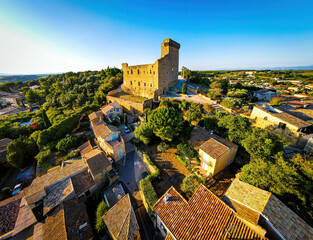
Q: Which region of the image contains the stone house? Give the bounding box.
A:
[92,122,126,162]
[253,89,277,101]
[82,149,112,192]
[103,194,141,240]
[198,134,238,177]
[100,102,123,122]
[88,111,103,127]
[121,39,180,101]
[153,184,267,239]
[223,179,313,240]
[250,105,313,145]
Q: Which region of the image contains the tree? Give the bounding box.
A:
[185,102,202,124]
[42,109,51,128]
[148,107,183,142]
[182,174,202,198]
[177,143,197,159]
[203,103,215,114]
[134,122,153,145]
[6,136,39,168]
[157,142,169,152]
[25,89,41,104]
[221,97,242,109]
[202,116,218,131]
[241,128,284,160]
[95,201,109,233]
[182,83,187,94]
[270,96,284,106]
[218,115,251,144]
[56,136,79,152]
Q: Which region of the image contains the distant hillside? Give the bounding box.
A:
[0,74,50,83]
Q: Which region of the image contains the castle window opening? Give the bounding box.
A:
[137,69,140,74]
[153,71,155,75]
[130,81,132,85]
[131,70,133,74]
[144,83,146,87]
[150,83,152,87]
[150,70,152,74]
[138,82,140,86]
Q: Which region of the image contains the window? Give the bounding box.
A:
[130,81,132,85]
[138,82,140,86]
[153,71,155,75]
[127,71,129,74]
[264,116,267,120]
[131,70,133,74]
[137,69,140,74]
[278,122,286,129]
[150,70,152,74]
[150,83,152,87]
[144,82,146,87]
[118,149,122,154]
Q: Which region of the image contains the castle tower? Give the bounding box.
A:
[121,39,180,101]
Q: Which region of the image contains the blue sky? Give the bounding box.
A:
[1,0,313,74]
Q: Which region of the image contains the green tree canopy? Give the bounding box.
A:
[134,122,153,145]
[218,115,251,144]
[95,201,109,233]
[241,128,284,160]
[148,107,183,142]
[6,136,39,168]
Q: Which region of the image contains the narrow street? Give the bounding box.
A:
[116,149,155,240]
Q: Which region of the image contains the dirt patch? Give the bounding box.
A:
[149,147,190,197]
[208,164,240,198]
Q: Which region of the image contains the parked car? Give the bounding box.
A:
[141,172,149,179]
[124,126,130,133]
[12,182,23,196]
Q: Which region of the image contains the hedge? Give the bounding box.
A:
[139,178,158,212]
[175,152,193,172]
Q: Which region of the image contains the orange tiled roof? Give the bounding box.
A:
[78,141,93,156]
[83,149,111,176]
[103,194,139,240]
[199,134,237,159]
[93,123,119,139]
[225,179,313,240]
[153,184,267,240]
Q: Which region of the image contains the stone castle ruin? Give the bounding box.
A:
[121,39,180,101]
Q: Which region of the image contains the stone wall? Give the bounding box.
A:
[251,106,302,145]
[106,95,152,115]
[121,39,180,100]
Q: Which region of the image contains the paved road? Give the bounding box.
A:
[116,150,154,240]
[162,91,225,111]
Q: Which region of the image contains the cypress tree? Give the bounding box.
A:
[42,109,51,128]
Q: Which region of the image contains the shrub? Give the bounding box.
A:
[182,83,187,94]
[175,152,192,172]
[182,173,203,198]
[177,143,197,159]
[270,96,284,106]
[56,149,80,165]
[35,149,52,169]
[157,142,169,153]
[139,178,158,212]
[56,136,79,152]
[95,201,109,233]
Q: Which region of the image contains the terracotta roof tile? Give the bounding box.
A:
[71,170,95,196]
[0,198,22,236]
[199,134,237,159]
[225,179,313,240]
[83,149,111,177]
[92,123,119,139]
[154,184,266,240]
[77,141,93,156]
[103,194,139,240]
